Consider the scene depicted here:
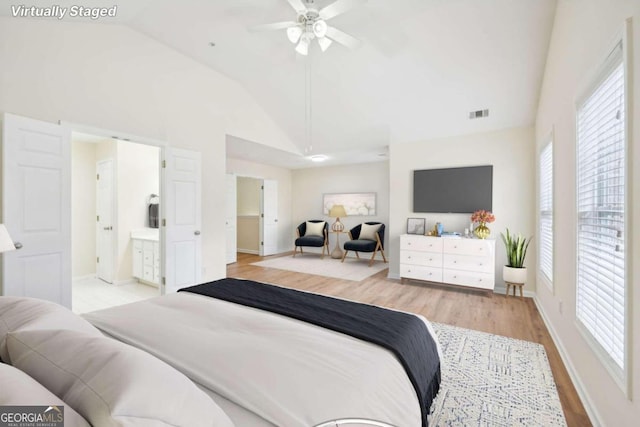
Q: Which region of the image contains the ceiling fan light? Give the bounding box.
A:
[312,20,328,38]
[286,26,303,44]
[317,37,332,52]
[295,35,310,55]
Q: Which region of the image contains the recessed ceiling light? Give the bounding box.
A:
[309,154,328,162]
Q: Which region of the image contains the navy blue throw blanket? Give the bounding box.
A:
[180,278,441,427]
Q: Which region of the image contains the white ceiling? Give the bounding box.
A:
[4,0,558,168]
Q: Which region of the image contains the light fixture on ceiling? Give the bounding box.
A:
[295,33,311,55]
[250,0,364,56]
[287,26,302,43]
[312,19,328,38]
[309,154,328,162]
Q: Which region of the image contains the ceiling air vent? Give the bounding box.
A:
[469,109,489,119]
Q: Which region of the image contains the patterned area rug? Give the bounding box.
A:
[430,323,567,426]
[251,254,388,281]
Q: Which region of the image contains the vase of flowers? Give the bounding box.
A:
[471,210,495,239]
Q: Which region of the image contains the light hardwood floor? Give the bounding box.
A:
[228,252,591,427]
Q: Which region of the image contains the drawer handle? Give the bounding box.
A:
[429,258,433,261]
[453,275,457,279]
[454,245,458,248]
[408,256,412,259]
[453,261,457,264]
[428,273,432,276]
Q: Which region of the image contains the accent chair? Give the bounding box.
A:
[293,220,329,258]
[341,222,387,266]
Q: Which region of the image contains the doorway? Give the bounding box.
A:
[71,132,161,312]
[230,176,279,259]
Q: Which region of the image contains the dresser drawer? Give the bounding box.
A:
[443,269,494,289]
[400,235,443,252]
[400,250,442,268]
[443,254,493,273]
[443,239,494,257]
[400,264,443,282]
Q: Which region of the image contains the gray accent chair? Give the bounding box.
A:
[293,220,329,258]
[341,222,387,266]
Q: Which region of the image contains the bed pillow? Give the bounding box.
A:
[0,362,90,427]
[359,223,381,241]
[0,297,102,363]
[7,329,234,427]
[305,221,326,237]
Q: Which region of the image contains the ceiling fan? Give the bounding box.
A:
[250,0,365,55]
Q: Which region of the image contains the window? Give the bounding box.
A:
[539,142,553,287]
[576,42,627,376]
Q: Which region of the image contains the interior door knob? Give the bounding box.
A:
[14,242,23,250]
[194,230,201,236]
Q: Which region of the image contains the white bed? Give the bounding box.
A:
[84,291,441,427]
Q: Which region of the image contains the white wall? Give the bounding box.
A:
[226,158,293,254]
[291,161,390,254]
[388,127,536,290]
[237,177,261,215]
[71,141,97,278]
[535,1,640,425]
[116,140,159,281]
[0,19,296,282]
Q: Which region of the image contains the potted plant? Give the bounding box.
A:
[501,229,532,283]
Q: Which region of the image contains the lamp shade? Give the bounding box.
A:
[0,224,16,253]
[287,26,302,44]
[329,205,347,218]
[295,34,310,55]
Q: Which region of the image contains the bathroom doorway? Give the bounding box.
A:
[71,132,161,313]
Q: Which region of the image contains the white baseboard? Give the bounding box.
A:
[238,248,260,255]
[533,296,602,427]
[72,274,96,282]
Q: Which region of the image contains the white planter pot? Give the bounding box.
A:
[503,266,527,284]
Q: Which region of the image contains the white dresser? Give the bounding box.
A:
[131,229,160,286]
[400,234,495,290]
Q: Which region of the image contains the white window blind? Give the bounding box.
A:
[576,47,626,371]
[539,142,553,285]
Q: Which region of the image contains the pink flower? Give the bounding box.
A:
[471,210,495,224]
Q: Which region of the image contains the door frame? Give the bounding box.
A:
[63,121,166,293]
[95,158,116,284]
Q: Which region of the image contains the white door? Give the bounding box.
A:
[96,159,115,283]
[1,113,72,307]
[260,179,278,256]
[163,148,201,293]
[225,174,237,264]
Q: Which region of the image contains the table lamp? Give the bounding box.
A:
[0,224,17,253]
[329,205,347,232]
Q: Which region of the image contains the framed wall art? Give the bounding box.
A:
[407,218,426,235]
[322,193,376,216]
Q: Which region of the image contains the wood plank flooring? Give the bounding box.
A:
[228,252,591,427]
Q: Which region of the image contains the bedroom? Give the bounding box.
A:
[0,0,639,426]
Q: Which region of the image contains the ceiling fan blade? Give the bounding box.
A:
[286,0,307,13]
[249,21,297,32]
[319,0,367,20]
[325,26,362,49]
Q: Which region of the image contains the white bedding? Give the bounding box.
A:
[84,292,440,427]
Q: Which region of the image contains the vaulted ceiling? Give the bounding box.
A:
[4,0,558,161]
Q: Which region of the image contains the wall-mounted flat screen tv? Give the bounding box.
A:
[413,165,493,213]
